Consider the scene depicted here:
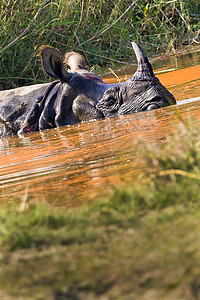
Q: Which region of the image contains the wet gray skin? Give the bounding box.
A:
[0,42,176,136]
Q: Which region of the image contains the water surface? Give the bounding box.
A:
[0,50,200,206]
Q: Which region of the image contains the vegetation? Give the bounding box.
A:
[1,126,200,299]
[1,1,200,298]
[0,0,200,89]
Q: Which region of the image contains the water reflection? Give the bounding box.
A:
[0,51,200,206]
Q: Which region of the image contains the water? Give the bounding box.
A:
[0,50,200,206]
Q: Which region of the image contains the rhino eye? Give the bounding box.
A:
[106,95,116,105]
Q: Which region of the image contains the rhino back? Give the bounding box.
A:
[0,83,50,136]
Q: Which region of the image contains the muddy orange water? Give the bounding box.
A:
[0,50,200,206]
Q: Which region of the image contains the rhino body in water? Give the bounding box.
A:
[0,42,176,136]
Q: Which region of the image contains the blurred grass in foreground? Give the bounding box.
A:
[1,125,200,299]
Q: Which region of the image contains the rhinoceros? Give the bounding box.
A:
[0,42,176,136]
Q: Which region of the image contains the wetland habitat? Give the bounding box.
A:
[1,0,200,299]
[0,48,200,299]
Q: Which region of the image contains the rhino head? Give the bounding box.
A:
[38,41,176,123]
[96,42,176,117]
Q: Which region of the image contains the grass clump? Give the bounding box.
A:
[0,0,200,89]
[1,174,200,251]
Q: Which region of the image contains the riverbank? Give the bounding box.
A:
[1,125,200,299]
[1,0,200,89]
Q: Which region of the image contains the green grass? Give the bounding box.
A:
[1,126,200,299]
[1,0,200,89]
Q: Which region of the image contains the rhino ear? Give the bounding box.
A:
[40,46,71,82]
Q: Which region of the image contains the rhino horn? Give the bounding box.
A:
[40,46,72,82]
[130,42,155,81]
